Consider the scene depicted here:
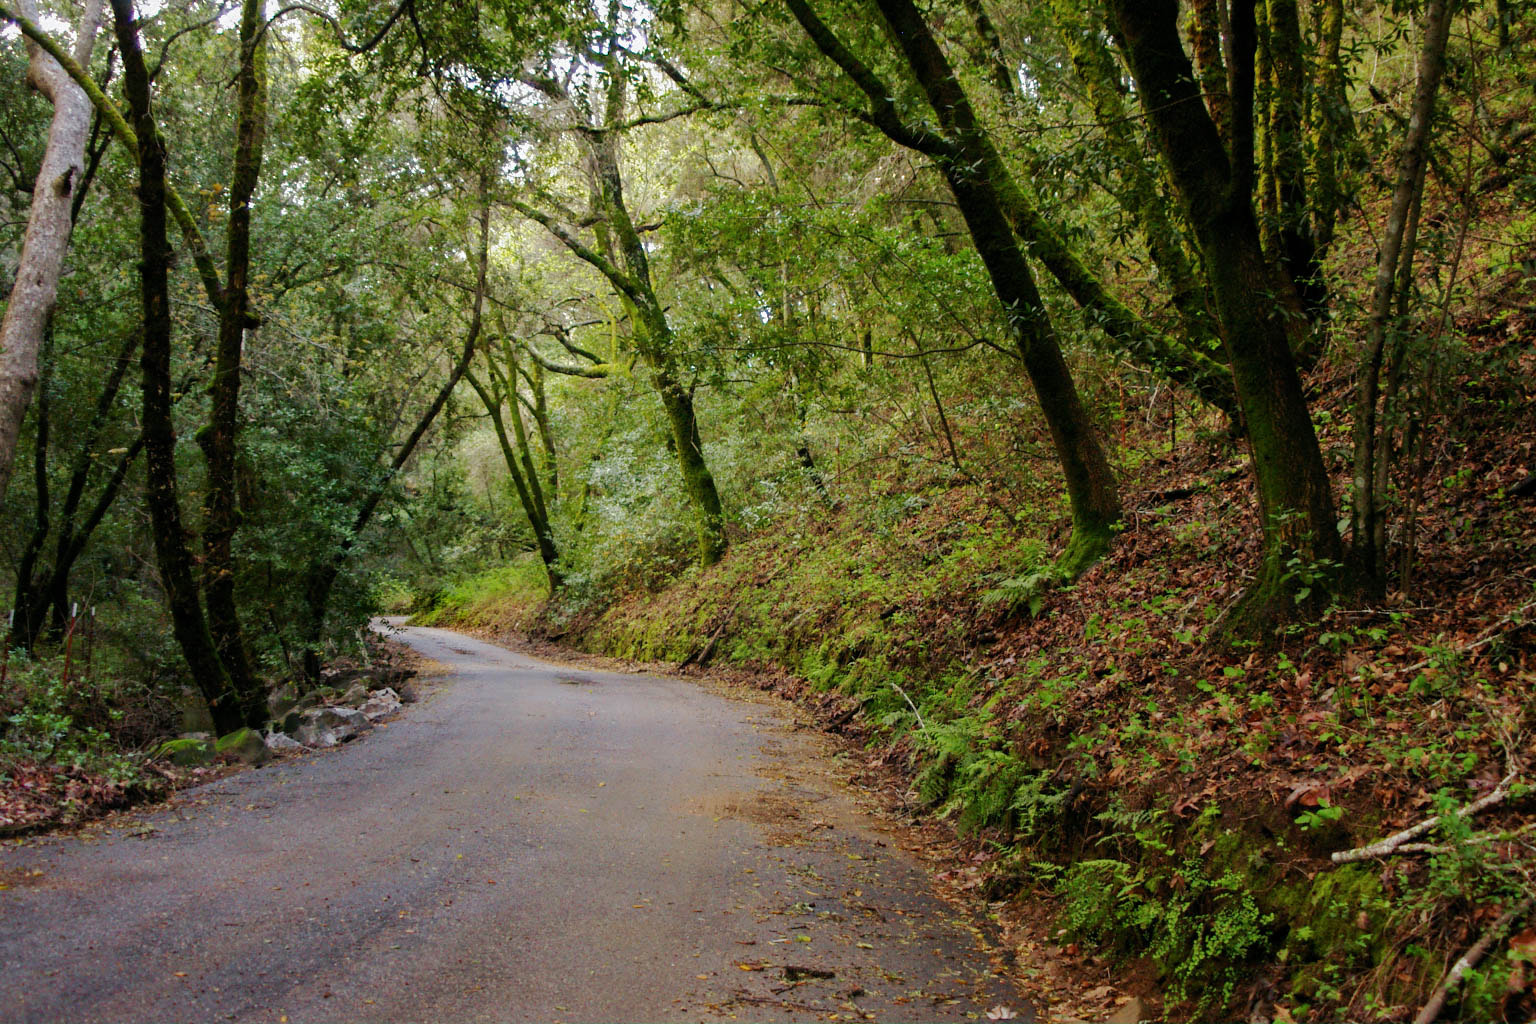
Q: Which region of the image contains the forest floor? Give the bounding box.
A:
[0,622,1041,1024]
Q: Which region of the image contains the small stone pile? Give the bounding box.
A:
[155,667,415,768]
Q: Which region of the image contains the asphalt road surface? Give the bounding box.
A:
[0,621,1026,1022]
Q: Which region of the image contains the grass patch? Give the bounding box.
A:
[411,557,551,631]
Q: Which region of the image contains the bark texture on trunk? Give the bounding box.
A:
[867,0,1123,574]
[1350,0,1453,592]
[198,0,268,726]
[113,0,243,733]
[0,0,103,504]
[1109,0,1341,632]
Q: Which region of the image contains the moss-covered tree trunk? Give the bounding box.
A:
[1109,0,1341,634]
[1188,0,1234,147]
[466,345,564,591]
[1046,0,1216,356]
[113,0,243,733]
[1307,0,1354,260]
[581,72,729,567]
[198,0,267,726]
[867,0,1123,575]
[1264,0,1328,345]
[652,363,727,566]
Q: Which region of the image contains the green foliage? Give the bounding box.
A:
[1057,833,1276,1013]
[0,656,139,782]
[409,558,552,630]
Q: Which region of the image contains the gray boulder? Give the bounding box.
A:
[264,731,306,755]
[358,688,403,721]
[338,682,371,706]
[292,706,373,748]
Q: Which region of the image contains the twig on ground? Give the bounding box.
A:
[1332,767,1521,864]
[1356,600,1536,685]
[1412,896,1533,1024]
[888,679,926,732]
[731,990,825,1012]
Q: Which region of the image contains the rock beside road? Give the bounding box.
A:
[359,687,403,720]
[215,728,271,766]
[263,732,306,755]
[292,706,373,748]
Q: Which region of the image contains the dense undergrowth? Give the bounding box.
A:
[421,294,1536,1021]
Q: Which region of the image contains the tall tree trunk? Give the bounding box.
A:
[198,0,268,725]
[1109,0,1342,634]
[112,0,243,733]
[586,75,729,566]
[1047,0,1218,359]
[652,364,727,564]
[10,325,53,650]
[1265,0,1328,342]
[0,0,103,504]
[522,356,559,498]
[868,0,1123,575]
[1350,0,1453,593]
[1307,0,1353,263]
[1187,0,1233,147]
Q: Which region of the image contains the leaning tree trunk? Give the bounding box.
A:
[1109,0,1341,635]
[465,367,563,592]
[0,0,103,505]
[112,0,243,734]
[871,0,1122,575]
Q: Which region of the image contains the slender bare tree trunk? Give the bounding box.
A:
[0,0,104,504]
[1350,0,1453,592]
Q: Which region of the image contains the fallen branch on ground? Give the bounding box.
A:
[1354,600,1535,685]
[1332,768,1521,864]
[730,990,825,1012]
[888,678,927,732]
[1412,896,1533,1024]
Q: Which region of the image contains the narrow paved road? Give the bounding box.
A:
[1,622,1025,1022]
